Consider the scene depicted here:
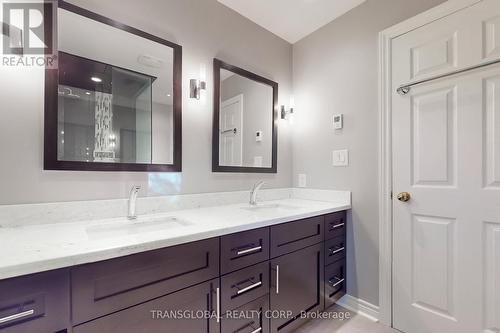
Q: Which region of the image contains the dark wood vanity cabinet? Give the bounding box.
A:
[270,243,324,333]
[0,210,348,333]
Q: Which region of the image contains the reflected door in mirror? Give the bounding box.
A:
[220,94,243,166]
[213,60,277,173]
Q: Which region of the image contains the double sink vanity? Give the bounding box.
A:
[0,189,350,333]
[0,2,352,333]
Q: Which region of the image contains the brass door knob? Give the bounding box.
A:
[397,192,411,202]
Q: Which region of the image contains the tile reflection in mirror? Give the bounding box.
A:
[52,6,178,168]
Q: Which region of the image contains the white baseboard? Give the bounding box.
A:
[336,294,380,322]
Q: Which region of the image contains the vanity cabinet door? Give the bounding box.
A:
[270,243,324,333]
[73,279,220,333]
[71,238,219,324]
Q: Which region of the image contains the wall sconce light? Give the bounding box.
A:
[281,105,294,120]
[190,79,206,100]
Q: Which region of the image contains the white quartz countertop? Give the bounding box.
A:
[0,197,350,280]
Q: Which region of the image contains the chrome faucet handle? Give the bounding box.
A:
[250,181,266,206]
[130,185,141,194]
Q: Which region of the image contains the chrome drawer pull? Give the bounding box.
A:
[329,247,345,255]
[0,309,35,324]
[331,223,345,229]
[250,327,262,333]
[237,281,262,295]
[329,278,345,288]
[276,265,280,294]
[216,287,220,323]
[237,246,262,256]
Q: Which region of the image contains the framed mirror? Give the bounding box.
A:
[212,59,278,173]
[44,1,182,172]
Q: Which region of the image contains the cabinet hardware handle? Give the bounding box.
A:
[0,309,34,324]
[329,247,345,255]
[236,246,262,256]
[250,327,262,333]
[236,281,262,295]
[216,287,220,323]
[329,278,345,288]
[276,265,280,294]
[331,223,345,229]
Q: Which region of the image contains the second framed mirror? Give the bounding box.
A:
[212,59,278,173]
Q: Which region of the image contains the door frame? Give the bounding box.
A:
[377,0,483,326]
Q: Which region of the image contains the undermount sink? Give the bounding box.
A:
[86,215,193,239]
[241,203,301,212]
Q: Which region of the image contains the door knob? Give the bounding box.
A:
[397,192,411,202]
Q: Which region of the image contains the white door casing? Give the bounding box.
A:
[391,1,500,332]
[219,94,243,166]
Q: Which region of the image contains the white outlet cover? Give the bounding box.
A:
[333,149,349,167]
[298,174,307,188]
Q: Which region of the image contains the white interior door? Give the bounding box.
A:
[220,94,243,166]
[392,1,500,332]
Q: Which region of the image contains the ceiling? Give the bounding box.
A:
[218,0,366,44]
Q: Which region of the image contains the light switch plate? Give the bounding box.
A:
[298,174,307,188]
[333,149,349,167]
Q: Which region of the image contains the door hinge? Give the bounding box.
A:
[390,191,393,199]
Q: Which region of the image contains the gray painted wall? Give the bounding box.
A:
[292,0,446,306]
[0,0,293,204]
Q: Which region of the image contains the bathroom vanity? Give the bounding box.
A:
[0,195,349,333]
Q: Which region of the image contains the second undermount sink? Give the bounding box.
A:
[241,203,302,212]
[86,215,193,239]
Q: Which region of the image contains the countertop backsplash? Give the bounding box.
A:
[0,188,350,228]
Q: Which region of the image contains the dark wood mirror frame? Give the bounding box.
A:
[212,59,278,173]
[44,0,182,172]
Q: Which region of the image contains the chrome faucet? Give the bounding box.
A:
[127,186,141,220]
[250,181,265,206]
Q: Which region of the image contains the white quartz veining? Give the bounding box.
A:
[0,188,351,280]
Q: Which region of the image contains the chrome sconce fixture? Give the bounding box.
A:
[190,79,206,100]
[281,105,294,120]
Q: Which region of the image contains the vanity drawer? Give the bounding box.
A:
[71,238,219,325]
[325,259,346,309]
[221,228,270,274]
[270,216,324,258]
[0,269,70,333]
[325,236,346,266]
[222,295,269,333]
[221,262,269,312]
[73,278,220,333]
[325,211,346,240]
